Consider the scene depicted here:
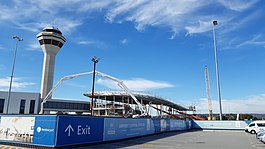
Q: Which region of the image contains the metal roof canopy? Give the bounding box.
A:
[84,91,188,111]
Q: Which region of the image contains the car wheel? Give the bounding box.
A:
[245,129,248,132]
[250,130,256,134]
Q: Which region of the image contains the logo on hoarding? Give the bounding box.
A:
[36,126,54,133]
[37,127,41,133]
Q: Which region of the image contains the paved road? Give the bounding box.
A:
[74,130,265,149]
[0,130,264,148]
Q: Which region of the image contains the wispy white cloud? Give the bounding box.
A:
[27,42,42,51]
[183,94,265,114]
[0,3,18,20]
[0,1,84,34]
[15,23,41,33]
[65,82,86,89]
[217,7,262,38]
[76,39,107,49]
[52,18,82,34]
[97,78,174,91]
[107,0,197,32]
[217,0,259,12]
[0,77,35,90]
[169,28,179,40]
[120,38,128,44]
[217,8,263,50]
[220,34,265,51]
[236,34,265,48]
[0,0,259,38]
[97,78,119,90]
[185,20,213,35]
[78,0,115,12]
[104,0,258,38]
[0,44,6,51]
[77,40,96,45]
[105,0,147,23]
[15,18,82,34]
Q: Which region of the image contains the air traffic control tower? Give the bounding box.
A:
[37,27,66,99]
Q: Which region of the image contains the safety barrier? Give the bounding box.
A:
[192,120,252,130]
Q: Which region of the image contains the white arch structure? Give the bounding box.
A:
[39,71,146,115]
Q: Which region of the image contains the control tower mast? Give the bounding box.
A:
[37,27,66,99]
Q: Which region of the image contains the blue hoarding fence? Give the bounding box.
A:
[33,116,57,147]
[104,118,154,141]
[0,115,58,147]
[56,116,104,146]
[0,115,192,147]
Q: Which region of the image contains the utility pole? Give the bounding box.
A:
[91,56,100,116]
[6,36,23,114]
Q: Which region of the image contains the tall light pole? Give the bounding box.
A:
[6,36,23,114]
[91,56,100,116]
[212,20,223,120]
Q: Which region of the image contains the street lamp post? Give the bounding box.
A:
[212,20,223,120]
[90,56,100,116]
[6,36,23,114]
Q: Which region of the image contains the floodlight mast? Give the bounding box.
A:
[212,20,223,120]
[6,36,23,114]
[90,56,100,116]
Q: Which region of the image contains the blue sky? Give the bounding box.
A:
[0,0,265,114]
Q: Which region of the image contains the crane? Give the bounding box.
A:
[205,66,213,120]
[39,71,146,115]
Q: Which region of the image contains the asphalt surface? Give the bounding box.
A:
[75,130,265,149]
[0,130,264,148]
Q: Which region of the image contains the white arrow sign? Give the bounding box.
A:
[65,124,74,136]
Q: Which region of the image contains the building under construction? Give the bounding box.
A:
[84,91,188,118]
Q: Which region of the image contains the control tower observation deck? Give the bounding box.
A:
[37,27,66,99]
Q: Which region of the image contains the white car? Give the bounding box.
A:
[261,133,265,143]
[256,129,265,140]
[245,120,265,134]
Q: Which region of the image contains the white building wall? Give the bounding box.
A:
[0,91,41,114]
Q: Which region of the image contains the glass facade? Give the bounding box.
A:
[29,100,35,114]
[38,39,64,48]
[0,99,5,113]
[19,99,26,114]
[44,101,89,111]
